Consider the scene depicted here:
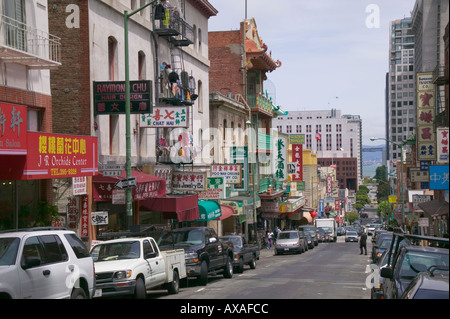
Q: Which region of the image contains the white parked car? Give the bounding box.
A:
[0,228,95,299]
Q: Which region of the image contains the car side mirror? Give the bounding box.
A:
[380,267,393,279]
[209,237,217,244]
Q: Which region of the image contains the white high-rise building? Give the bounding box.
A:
[272,109,363,185]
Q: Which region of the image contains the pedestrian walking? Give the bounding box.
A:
[267,229,274,249]
[359,230,367,255]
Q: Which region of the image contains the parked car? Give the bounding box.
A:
[371,232,393,262]
[0,228,95,299]
[90,237,186,298]
[298,230,309,252]
[304,233,314,249]
[219,235,259,273]
[371,250,390,299]
[345,231,358,243]
[381,234,449,299]
[400,267,449,299]
[372,237,393,264]
[372,229,387,243]
[274,231,304,255]
[337,227,345,236]
[298,225,318,247]
[157,227,234,286]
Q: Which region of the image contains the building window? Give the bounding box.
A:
[108,37,118,81]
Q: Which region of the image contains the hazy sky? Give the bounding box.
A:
[208,0,416,145]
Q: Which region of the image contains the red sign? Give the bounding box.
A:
[24,132,98,180]
[291,144,303,181]
[326,176,332,194]
[0,103,27,155]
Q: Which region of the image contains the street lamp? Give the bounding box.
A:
[370,137,406,233]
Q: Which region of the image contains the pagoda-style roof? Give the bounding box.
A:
[244,18,281,72]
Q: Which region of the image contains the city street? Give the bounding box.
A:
[150,236,372,300]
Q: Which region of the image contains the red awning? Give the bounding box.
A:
[217,205,235,221]
[93,169,166,201]
[140,194,199,222]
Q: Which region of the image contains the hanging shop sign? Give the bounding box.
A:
[172,171,206,191]
[274,135,287,182]
[140,106,188,128]
[197,177,225,200]
[211,164,242,184]
[416,73,436,161]
[437,127,449,164]
[289,134,305,144]
[93,80,152,115]
[291,144,303,181]
[429,165,449,190]
[0,103,27,155]
[24,132,98,180]
[230,147,248,191]
[73,176,87,195]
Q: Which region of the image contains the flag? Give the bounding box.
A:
[315,130,321,141]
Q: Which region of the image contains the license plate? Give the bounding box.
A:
[284,248,289,251]
[94,289,102,298]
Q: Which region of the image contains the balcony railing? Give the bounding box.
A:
[248,93,275,116]
[154,10,193,47]
[0,14,61,68]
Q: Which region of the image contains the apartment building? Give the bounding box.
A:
[273,109,363,189]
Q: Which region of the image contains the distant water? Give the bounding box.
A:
[363,164,379,178]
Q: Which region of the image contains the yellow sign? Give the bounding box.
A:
[389,195,397,203]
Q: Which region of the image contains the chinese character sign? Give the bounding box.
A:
[0,103,27,155]
[429,165,449,190]
[211,164,242,184]
[416,73,436,161]
[172,171,206,190]
[25,132,98,180]
[140,106,188,128]
[437,127,449,164]
[291,144,303,181]
[274,136,287,182]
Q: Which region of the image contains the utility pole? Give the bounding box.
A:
[124,0,157,229]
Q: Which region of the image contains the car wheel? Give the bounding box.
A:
[236,258,245,273]
[167,270,179,294]
[249,256,256,269]
[198,260,208,286]
[223,256,233,279]
[134,277,147,299]
[70,288,87,299]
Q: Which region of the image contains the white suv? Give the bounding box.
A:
[0,228,95,299]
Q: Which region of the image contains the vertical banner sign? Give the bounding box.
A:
[274,136,287,182]
[291,144,303,181]
[437,127,449,164]
[231,147,248,191]
[326,176,332,194]
[319,199,325,217]
[416,73,436,160]
[80,195,89,237]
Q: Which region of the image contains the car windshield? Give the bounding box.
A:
[279,232,298,239]
[220,237,242,248]
[399,251,449,279]
[172,229,204,245]
[91,241,140,261]
[0,238,20,266]
[347,231,357,236]
[321,227,332,233]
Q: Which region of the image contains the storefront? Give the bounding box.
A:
[0,119,98,232]
[419,199,449,237]
[93,170,166,232]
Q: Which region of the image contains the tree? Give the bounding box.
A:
[377,201,392,224]
[375,165,387,181]
[345,211,359,225]
[377,180,390,203]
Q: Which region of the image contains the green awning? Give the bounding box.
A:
[197,201,222,222]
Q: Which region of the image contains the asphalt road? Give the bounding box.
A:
[151,235,373,300]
